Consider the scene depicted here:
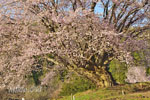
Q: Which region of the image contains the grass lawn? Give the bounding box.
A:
[57,82,150,100]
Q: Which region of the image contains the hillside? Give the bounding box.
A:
[58,82,150,100]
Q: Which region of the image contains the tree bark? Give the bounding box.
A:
[68,65,114,87]
[45,55,114,87]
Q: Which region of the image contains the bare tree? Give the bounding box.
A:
[99,0,150,35]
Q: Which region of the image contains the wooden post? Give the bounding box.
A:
[73,95,75,100]
[71,93,72,100]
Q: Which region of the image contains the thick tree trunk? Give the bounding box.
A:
[72,66,114,87]
[46,56,114,87]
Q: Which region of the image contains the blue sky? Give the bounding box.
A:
[94,2,103,14]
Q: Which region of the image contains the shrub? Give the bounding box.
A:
[109,59,127,84]
[146,67,150,75]
[59,73,96,96]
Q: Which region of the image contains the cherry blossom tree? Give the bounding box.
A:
[0,0,149,88]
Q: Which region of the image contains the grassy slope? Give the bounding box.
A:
[57,82,150,100]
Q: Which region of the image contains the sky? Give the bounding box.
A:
[94,2,104,14]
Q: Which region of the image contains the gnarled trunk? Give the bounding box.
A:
[69,65,114,87]
[46,53,114,87]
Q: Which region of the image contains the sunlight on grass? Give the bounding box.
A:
[57,82,150,100]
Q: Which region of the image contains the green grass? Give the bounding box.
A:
[59,72,96,96]
[57,82,150,100]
